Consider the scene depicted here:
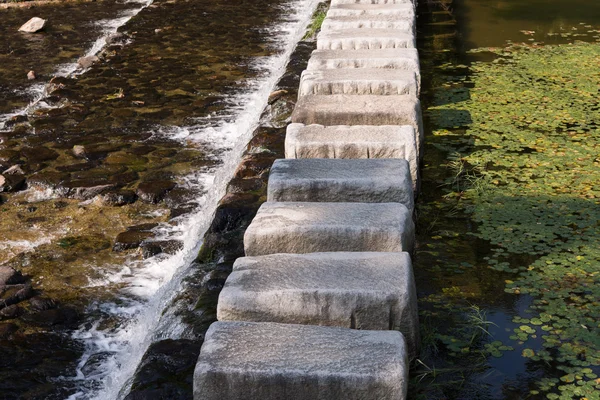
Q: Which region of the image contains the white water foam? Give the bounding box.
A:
[65,0,319,399]
[0,0,153,131]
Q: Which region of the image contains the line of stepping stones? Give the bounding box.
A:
[194,0,422,398]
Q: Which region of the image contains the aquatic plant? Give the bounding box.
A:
[428,42,600,398]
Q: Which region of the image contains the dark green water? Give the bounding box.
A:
[414,0,600,398]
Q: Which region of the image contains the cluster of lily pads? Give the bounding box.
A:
[425,42,600,398]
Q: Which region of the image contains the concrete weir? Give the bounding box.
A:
[194,0,423,398]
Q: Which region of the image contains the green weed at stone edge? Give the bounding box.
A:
[429,42,600,398]
[302,4,327,40]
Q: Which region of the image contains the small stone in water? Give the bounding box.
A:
[72,145,86,158]
[3,165,25,175]
[27,71,36,80]
[18,17,46,33]
[77,56,99,69]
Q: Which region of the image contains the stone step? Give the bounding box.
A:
[306,49,420,77]
[194,321,408,400]
[300,69,418,96]
[317,29,415,50]
[321,16,414,32]
[284,123,419,183]
[267,158,414,207]
[217,252,419,358]
[332,0,414,5]
[291,95,423,145]
[327,3,415,18]
[244,202,414,256]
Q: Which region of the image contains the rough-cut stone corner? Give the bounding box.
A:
[217,252,420,357]
[267,158,414,208]
[285,124,419,185]
[291,94,423,144]
[317,29,415,50]
[244,201,414,256]
[194,321,408,400]
[299,69,418,96]
[306,49,420,80]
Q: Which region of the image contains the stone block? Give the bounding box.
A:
[267,158,414,208]
[321,16,414,32]
[194,321,408,400]
[299,69,418,96]
[217,252,419,357]
[327,3,415,18]
[284,124,419,184]
[244,202,414,255]
[291,94,423,145]
[317,29,415,50]
[306,49,420,79]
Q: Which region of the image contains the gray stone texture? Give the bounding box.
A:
[321,16,414,32]
[267,158,414,208]
[18,17,46,33]
[317,29,415,50]
[217,252,419,357]
[299,69,418,96]
[194,321,408,400]
[327,3,415,18]
[306,49,420,79]
[291,94,423,146]
[244,202,415,255]
[284,123,419,185]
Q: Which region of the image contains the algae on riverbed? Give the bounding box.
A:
[424,42,600,399]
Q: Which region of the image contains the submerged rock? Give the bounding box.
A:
[0,284,34,309]
[113,223,158,252]
[18,17,46,33]
[77,56,99,69]
[140,240,183,259]
[27,71,36,80]
[0,267,25,286]
[0,323,18,339]
[0,174,26,193]
[99,190,138,206]
[136,181,176,204]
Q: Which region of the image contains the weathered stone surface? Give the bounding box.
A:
[0,284,34,309]
[18,17,46,33]
[285,124,419,183]
[306,49,420,76]
[113,223,158,252]
[332,0,414,5]
[244,202,414,256]
[291,95,423,144]
[99,189,138,206]
[77,56,99,69]
[27,70,36,80]
[218,252,419,357]
[299,69,418,96]
[321,16,414,32]
[0,174,26,193]
[317,29,415,50]
[137,180,176,204]
[194,321,408,400]
[327,3,415,18]
[267,158,414,208]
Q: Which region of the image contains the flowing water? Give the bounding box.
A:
[0,0,318,398]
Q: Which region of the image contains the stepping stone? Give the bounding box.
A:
[217,252,419,358]
[306,49,420,78]
[194,321,408,400]
[291,94,423,144]
[299,69,418,96]
[267,158,414,207]
[327,3,415,18]
[321,16,414,32]
[332,0,414,5]
[244,202,414,256]
[284,124,419,183]
[317,29,415,50]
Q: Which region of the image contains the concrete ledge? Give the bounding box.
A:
[267,158,414,207]
[284,124,419,185]
[291,95,423,145]
[194,321,408,400]
[317,29,415,50]
[327,3,415,18]
[299,69,418,96]
[244,202,414,255]
[217,252,419,357]
[321,16,414,32]
[306,49,420,77]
